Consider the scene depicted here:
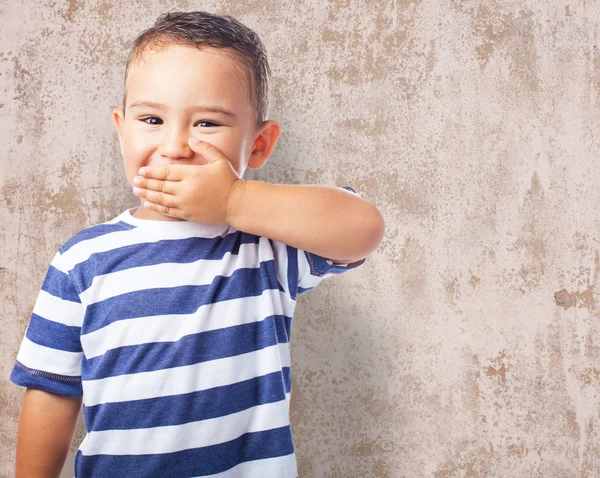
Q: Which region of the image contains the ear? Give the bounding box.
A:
[112,107,125,157]
[247,120,280,170]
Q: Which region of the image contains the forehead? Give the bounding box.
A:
[125,45,252,113]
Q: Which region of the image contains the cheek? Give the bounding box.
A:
[212,132,248,164]
[122,132,153,180]
[123,132,153,160]
[123,134,151,158]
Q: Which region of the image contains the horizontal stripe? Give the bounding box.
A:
[33,289,84,327]
[196,453,298,478]
[82,343,287,406]
[10,361,83,396]
[80,398,290,455]
[81,288,294,359]
[16,336,83,376]
[76,427,296,477]
[59,222,233,273]
[11,200,364,478]
[83,370,288,431]
[80,241,262,305]
[40,265,80,302]
[60,220,134,253]
[81,261,282,334]
[82,314,291,380]
[73,233,260,293]
[26,313,82,353]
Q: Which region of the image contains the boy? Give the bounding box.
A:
[10,10,384,478]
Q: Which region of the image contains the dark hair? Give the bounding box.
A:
[122,11,270,123]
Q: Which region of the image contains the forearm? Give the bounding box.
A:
[227,180,384,262]
[16,388,82,478]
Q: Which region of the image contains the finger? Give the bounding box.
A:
[133,187,178,207]
[142,200,184,219]
[138,164,186,181]
[188,138,227,164]
[134,177,177,195]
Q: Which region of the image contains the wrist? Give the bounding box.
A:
[225,178,247,226]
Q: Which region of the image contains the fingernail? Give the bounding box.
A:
[190,138,199,143]
[133,177,141,185]
[133,187,141,194]
[139,167,146,175]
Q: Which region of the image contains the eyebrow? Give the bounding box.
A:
[128,101,237,118]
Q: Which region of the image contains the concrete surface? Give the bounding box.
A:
[1,0,600,476]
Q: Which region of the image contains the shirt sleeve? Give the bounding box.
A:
[9,250,84,397]
[269,186,367,300]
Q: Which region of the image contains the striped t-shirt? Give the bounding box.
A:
[10,190,365,477]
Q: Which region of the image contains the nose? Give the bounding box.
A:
[158,124,194,161]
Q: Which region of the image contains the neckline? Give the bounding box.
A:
[117,208,232,238]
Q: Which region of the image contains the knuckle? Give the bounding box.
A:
[195,140,210,152]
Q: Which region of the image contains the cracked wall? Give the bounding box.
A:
[2,1,600,476]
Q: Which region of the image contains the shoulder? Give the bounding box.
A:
[56,211,136,265]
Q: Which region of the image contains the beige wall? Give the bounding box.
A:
[2,0,600,476]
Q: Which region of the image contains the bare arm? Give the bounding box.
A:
[16,388,82,478]
[227,181,385,263]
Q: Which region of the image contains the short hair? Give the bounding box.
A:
[122,11,271,123]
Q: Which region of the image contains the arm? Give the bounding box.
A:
[16,388,82,478]
[131,141,385,262]
[227,181,385,263]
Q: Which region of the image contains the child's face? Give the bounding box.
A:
[113,45,263,187]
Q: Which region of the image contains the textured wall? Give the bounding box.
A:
[2,0,600,476]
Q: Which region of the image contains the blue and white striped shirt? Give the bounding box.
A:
[10,188,365,478]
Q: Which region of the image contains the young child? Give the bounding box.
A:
[10,10,384,478]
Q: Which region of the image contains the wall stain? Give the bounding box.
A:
[554,285,596,311]
[469,274,481,288]
[507,170,547,293]
[554,251,599,312]
[62,0,85,23]
[4,1,600,477]
[484,350,507,386]
[554,289,577,309]
[444,275,461,309]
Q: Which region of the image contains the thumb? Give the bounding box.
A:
[189,138,226,164]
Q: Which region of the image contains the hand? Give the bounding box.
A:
[132,139,246,225]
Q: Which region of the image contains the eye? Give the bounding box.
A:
[138,117,220,127]
[140,116,163,125]
[195,120,220,128]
